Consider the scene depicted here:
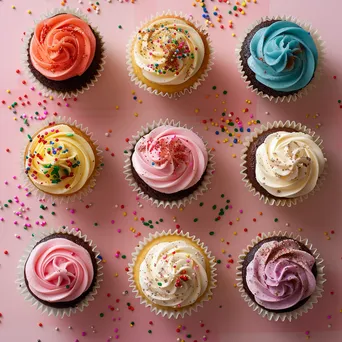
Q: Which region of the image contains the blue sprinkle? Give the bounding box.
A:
[152,162,155,166]
[247,128,251,132]
[233,138,238,143]
[97,255,103,260]
[213,12,218,16]
[239,128,244,132]
[133,96,137,100]
[215,131,219,135]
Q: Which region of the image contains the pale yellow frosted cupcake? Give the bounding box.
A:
[127,13,213,97]
[24,119,102,201]
[128,230,217,318]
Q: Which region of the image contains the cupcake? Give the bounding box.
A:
[127,12,213,97]
[24,9,105,98]
[237,16,323,102]
[236,232,325,321]
[17,228,103,317]
[24,118,102,202]
[241,121,326,206]
[128,230,217,318]
[124,120,215,208]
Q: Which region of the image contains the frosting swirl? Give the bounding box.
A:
[25,238,94,303]
[255,131,325,198]
[25,124,96,196]
[247,21,318,92]
[132,126,208,194]
[246,239,316,310]
[30,14,96,81]
[134,17,205,85]
[139,240,208,308]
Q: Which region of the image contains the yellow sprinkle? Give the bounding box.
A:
[221,249,226,254]
[217,18,221,23]
[131,90,136,95]
[102,259,107,263]
[215,94,219,98]
[204,126,208,131]
[7,106,11,109]
[232,33,236,37]
[253,0,257,3]
[6,89,10,94]
[200,2,205,6]
[236,217,240,221]
[229,143,233,147]
[12,5,15,9]
[132,229,136,233]
[13,117,17,121]
[115,105,119,110]
[327,236,331,240]
[229,20,233,24]
[340,309,342,313]
[324,232,328,236]
[232,154,236,158]
[220,238,225,242]
[241,10,245,14]
[123,212,127,217]
[134,217,138,221]
[242,2,246,6]
[192,3,196,6]
[179,207,183,212]
[134,112,138,117]
[214,6,218,10]
[215,123,219,127]
[114,273,118,277]
[129,227,133,231]
[233,231,237,236]
[298,228,303,232]
[233,283,237,288]
[27,10,32,14]
[194,108,199,113]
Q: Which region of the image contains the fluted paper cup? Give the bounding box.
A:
[22,7,106,99]
[21,116,103,204]
[240,120,327,207]
[127,230,217,318]
[127,11,214,98]
[236,231,325,322]
[236,15,324,103]
[123,119,215,209]
[16,227,103,318]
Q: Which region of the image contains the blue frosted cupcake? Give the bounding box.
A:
[237,17,323,102]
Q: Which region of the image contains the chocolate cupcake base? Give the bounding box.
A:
[24,233,97,309]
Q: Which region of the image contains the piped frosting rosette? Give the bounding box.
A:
[127,11,213,98]
[236,231,325,321]
[236,15,324,102]
[123,119,215,208]
[22,116,103,203]
[127,230,217,318]
[240,121,327,207]
[16,227,103,318]
[22,7,105,98]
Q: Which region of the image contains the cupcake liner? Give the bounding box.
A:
[236,15,325,103]
[127,230,217,319]
[21,116,103,204]
[123,119,215,209]
[240,120,327,207]
[126,11,214,98]
[16,227,103,318]
[236,231,326,322]
[22,7,106,99]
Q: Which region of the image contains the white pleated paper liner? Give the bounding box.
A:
[22,7,106,99]
[240,120,327,207]
[123,119,215,209]
[236,231,326,322]
[126,11,214,98]
[236,15,325,103]
[127,230,217,319]
[21,116,103,204]
[16,227,103,318]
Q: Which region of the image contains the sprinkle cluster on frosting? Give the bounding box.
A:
[25,124,96,196]
[25,238,94,303]
[255,131,325,198]
[139,240,208,308]
[134,18,205,85]
[247,21,318,92]
[132,126,208,194]
[246,239,316,310]
[30,14,96,81]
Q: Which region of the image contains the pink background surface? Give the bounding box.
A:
[0,0,341,341]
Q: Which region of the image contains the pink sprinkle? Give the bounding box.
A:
[305,331,310,335]
[70,209,75,214]
[12,176,16,180]
[30,86,35,90]
[35,221,39,225]
[114,328,119,333]
[226,264,230,269]
[4,181,8,185]
[70,220,75,224]
[14,221,18,225]
[115,336,119,339]
[75,228,80,232]
[133,211,137,215]
[111,220,115,224]
[82,332,87,336]
[0,218,4,222]
[117,229,121,233]
[239,210,243,213]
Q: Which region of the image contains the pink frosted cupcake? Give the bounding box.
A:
[124,120,215,208]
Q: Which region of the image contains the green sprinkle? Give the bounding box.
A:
[212,86,217,90]
[66,285,70,289]
[217,259,221,264]
[148,330,152,334]
[159,218,163,222]
[212,205,217,210]
[274,218,279,222]
[157,282,162,286]
[39,215,43,219]
[256,120,261,124]
[124,150,128,154]
[4,204,8,208]
[149,225,154,229]
[8,199,12,203]
[209,231,215,236]
[118,25,122,29]
[143,222,149,226]
[338,100,341,103]
[223,90,228,95]
[66,133,74,137]
[122,255,126,259]
[40,205,46,210]
[225,205,229,210]
[187,335,192,338]
[233,5,238,10]
[94,222,98,226]
[221,194,225,198]
[100,313,104,318]
[19,127,23,132]
[51,212,55,216]
[228,10,232,14]
[199,202,204,207]
[226,200,230,203]
[194,218,198,222]
[127,302,131,306]
[52,202,56,206]
[27,134,32,141]
[130,322,135,326]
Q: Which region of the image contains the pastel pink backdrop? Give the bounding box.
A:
[0,0,341,341]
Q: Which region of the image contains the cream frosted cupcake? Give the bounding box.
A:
[124,120,215,208]
[127,13,213,97]
[17,228,103,317]
[128,230,217,318]
[24,119,102,202]
[236,232,325,321]
[241,121,326,206]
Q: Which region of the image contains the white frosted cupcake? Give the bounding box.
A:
[128,230,217,318]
